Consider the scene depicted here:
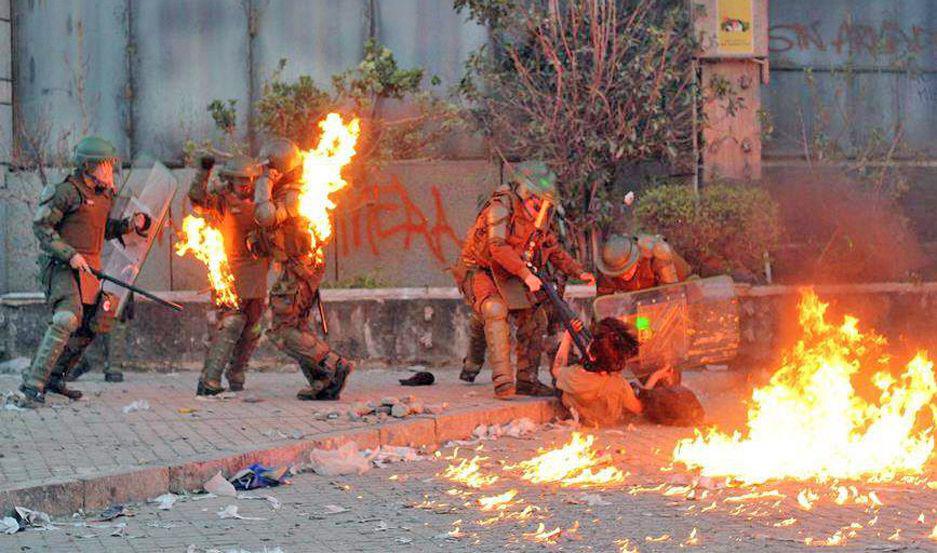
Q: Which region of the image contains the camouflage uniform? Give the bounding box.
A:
[21,137,146,403]
[189,156,270,395]
[455,163,586,398]
[595,234,692,296]
[252,138,353,401]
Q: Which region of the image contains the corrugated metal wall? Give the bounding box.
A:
[12,0,485,163]
[765,0,937,158]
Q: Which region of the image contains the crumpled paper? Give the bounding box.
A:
[122,400,150,414]
[307,442,371,476]
[216,505,266,521]
[13,506,53,530]
[150,493,179,511]
[203,471,237,497]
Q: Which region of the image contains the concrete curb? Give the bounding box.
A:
[0,397,561,517]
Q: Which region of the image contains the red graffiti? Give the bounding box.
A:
[337,175,461,265]
[770,20,936,56]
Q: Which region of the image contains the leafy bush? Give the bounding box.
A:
[635,184,782,280]
[457,0,699,259]
[255,38,459,164]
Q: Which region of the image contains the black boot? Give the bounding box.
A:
[196,380,226,396]
[46,376,82,400]
[66,358,92,382]
[516,380,555,397]
[316,357,355,401]
[17,384,46,407]
[105,371,124,383]
[459,358,481,383]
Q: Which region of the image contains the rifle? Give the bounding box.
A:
[527,262,594,365]
[90,268,184,312]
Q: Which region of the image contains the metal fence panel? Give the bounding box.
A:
[13,0,130,160]
[131,0,250,162]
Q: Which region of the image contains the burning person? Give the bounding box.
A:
[20,136,151,405]
[188,155,270,396]
[251,137,354,401]
[594,234,692,297]
[453,162,595,398]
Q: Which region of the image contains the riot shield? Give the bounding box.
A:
[101,162,178,315]
[592,275,739,379]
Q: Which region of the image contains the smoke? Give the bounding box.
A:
[765,168,927,284]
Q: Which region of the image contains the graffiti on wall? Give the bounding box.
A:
[769,20,937,56]
[336,175,462,265]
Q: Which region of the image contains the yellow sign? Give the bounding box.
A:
[717,0,754,54]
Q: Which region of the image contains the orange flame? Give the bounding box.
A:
[441,456,499,489]
[175,215,238,308]
[674,289,937,484]
[510,432,625,487]
[297,113,361,263]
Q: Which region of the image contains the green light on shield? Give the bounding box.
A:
[635,316,650,331]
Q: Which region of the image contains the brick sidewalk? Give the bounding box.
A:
[0,367,564,515]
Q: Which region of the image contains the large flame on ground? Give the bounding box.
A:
[510,432,625,486]
[175,215,239,308]
[674,289,937,484]
[297,113,360,263]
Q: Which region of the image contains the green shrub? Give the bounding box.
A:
[634,183,782,280]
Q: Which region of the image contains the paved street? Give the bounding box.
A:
[4,370,936,552]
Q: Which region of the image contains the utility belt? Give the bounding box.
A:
[47,258,119,334]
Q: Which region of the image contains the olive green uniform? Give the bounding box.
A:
[23,174,138,397]
[595,234,691,296]
[455,185,584,396]
[188,165,270,392]
[253,167,353,400]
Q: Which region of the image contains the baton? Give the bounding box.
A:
[315,290,329,335]
[90,268,184,312]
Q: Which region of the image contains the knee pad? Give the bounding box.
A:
[218,312,248,333]
[51,310,80,333]
[480,297,508,321]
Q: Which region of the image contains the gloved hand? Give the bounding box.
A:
[133,212,152,237]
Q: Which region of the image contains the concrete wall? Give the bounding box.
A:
[766,0,937,158]
[5,284,937,372]
[11,0,486,163]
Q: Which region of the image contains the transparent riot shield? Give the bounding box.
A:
[592,275,739,379]
[101,162,178,315]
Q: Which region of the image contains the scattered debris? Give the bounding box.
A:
[216,505,266,521]
[472,418,539,441]
[307,442,371,476]
[204,471,238,497]
[230,464,289,491]
[177,407,197,415]
[367,445,425,467]
[237,495,282,511]
[0,516,19,535]
[13,506,53,530]
[96,504,129,522]
[122,400,150,414]
[399,371,435,386]
[2,390,26,411]
[150,493,178,511]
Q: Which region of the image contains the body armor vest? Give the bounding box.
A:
[58,178,113,270]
